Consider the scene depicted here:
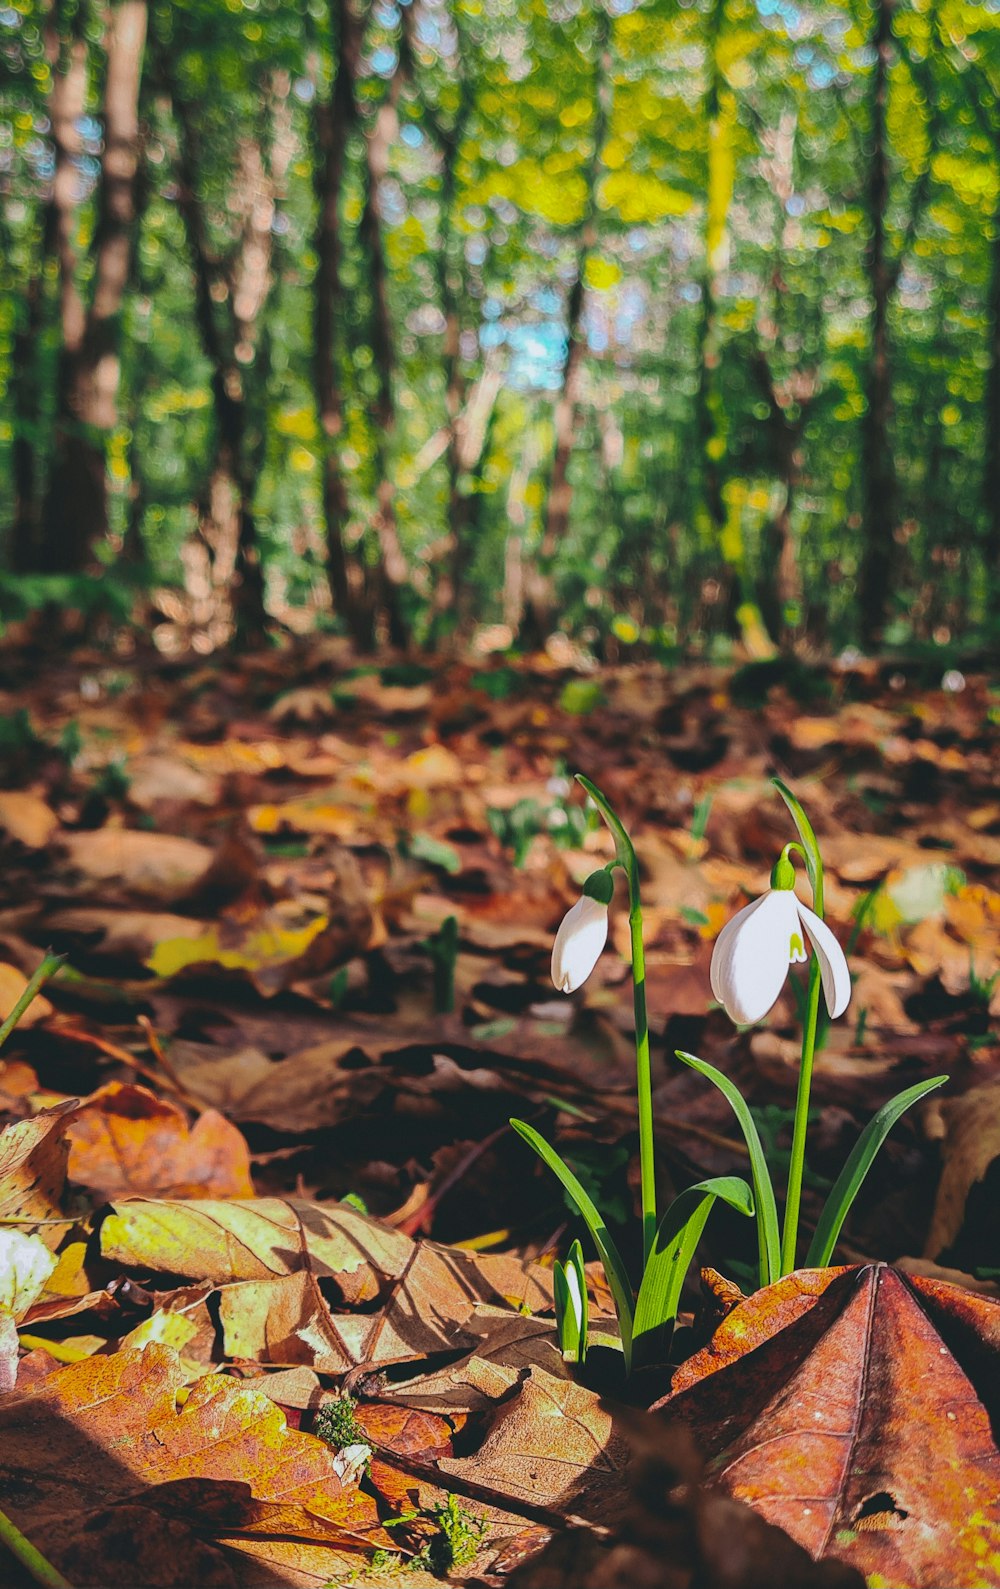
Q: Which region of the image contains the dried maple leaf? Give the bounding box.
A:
[658,1263,1000,1587]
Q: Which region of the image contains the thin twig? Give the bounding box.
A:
[136,1015,201,1107]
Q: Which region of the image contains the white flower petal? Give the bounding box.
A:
[711,890,800,1024]
[564,1260,584,1333]
[797,901,852,1019]
[551,895,609,993]
[709,892,773,1006]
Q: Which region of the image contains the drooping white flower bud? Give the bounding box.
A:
[551,894,610,993]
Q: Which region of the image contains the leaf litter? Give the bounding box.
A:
[0,644,997,1585]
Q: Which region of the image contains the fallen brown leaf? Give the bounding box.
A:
[658,1263,1000,1586]
[66,1082,254,1199]
[0,1343,390,1583]
[0,1104,73,1247]
[923,1080,1000,1269]
[0,789,59,848]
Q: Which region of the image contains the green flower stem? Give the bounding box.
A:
[628,875,657,1267]
[781,953,821,1276]
[575,776,657,1267]
[0,1504,73,1589]
[0,952,64,1053]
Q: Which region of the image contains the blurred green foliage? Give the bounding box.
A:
[0,0,997,651]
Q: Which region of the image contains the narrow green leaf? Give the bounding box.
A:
[675,1051,781,1287]
[771,778,824,915]
[806,1076,948,1268]
[575,774,636,873]
[510,1118,634,1364]
[633,1176,753,1366]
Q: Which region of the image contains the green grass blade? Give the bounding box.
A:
[633,1176,753,1366]
[510,1119,634,1363]
[806,1076,948,1268]
[675,1051,781,1287]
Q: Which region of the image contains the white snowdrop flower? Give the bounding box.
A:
[710,870,851,1027]
[551,872,614,993]
[563,1255,585,1334]
[941,669,965,693]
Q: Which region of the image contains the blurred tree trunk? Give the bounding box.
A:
[44,0,147,573]
[753,111,810,649]
[752,345,812,648]
[856,6,942,645]
[163,55,290,644]
[313,0,376,649]
[358,63,410,648]
[9,2,85,571]
[857,0,895,649]
[402,0,477,645]
[986,184,1000,580]
[694,0,742,640]
[519,5,610,648]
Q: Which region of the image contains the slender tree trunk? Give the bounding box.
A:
[313,0,374,649]
[986,184,1000,578]
[858,0,896,648]
[752,345,809,647]
[10,4,74,568]
[751,112,808,647]
[160,32,294,643]
[519,6,610,647]
[359,79,410,647]
[694,0,741,638]
[167,96,258,638]
[44,0,147,572]
[424,137,470,639]
[10,202,60,570]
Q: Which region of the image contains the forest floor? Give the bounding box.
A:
[0,635,997,1588]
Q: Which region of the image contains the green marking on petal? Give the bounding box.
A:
[789,931,805,962]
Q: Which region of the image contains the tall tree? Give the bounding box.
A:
[44,0,147,572]
[153,20,291,642]
[313,0,381,648]
[8,2,88,569]
[519,2,611,647]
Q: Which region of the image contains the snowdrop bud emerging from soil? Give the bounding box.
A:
[710,864,851,1027]
[563,1256,585,1334]
[551,870,613,993]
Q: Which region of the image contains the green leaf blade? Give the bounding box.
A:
[806,1076,948,1268]
[675,1051,781,1287]
[510,1118,634,1364]
[632,1175,753,1366]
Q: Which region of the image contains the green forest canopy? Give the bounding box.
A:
[0,0,997,654]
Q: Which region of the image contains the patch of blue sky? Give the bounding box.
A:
[489,322,564,391]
